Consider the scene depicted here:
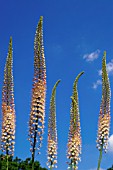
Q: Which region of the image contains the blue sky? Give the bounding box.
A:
[0,1,113,170]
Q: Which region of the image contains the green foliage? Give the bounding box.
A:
[0,154,47,170]
[107,165,113,170]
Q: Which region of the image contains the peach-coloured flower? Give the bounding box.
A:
[47,80,60,169]
[67,72,84,170]
[28,16,46,163]
[1,37,16,156]
[97,52,111,153]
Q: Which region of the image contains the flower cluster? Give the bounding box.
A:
[67,131,81,166]
[97,52,111,152]
[67,72,84,170]
[1,37,15,156]
[47,80,60,169]
[47,138,57,168]
[28,80,46,152]
[97,112,110,152]
[28,16,46,157]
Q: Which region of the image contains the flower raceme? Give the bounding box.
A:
[67,97,81,166]
[96,52,111,170]
[28,16,46,169]
[47,80,61,169]
[67,72,84,170]
[1,37,16,156]
[97,52,111,152]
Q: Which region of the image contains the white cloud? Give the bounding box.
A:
[92,79,102,89]
[83,49,100,62]
[108,134,113,153]
[98,59,113,76]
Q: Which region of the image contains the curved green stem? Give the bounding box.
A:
[97,144,103,170]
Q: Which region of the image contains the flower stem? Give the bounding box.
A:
[97,142,103,170]
[73,163,77,170]
[6,155,8,170]
[31,111,39,170]
[70,160,77,170]
[50,166,52,170]
[50,160,53,170]
[32,160,34,170]
[70,159,73,170]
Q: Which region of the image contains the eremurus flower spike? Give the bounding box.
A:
[1,37,16,170]
[97,52,111,170]
[1,37,16,156]
[67,72,84,170]
[28,16,46,170]
[47,80,61,170]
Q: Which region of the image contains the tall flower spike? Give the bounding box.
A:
[47,80,60,170]
[67,72,84,170]
[1,37,16,157]
[28,16,46,170]
[97,52,111,170]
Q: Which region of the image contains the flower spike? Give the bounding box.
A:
[97,51,111,170]
[67,72,84,170]
[1,37,16,157]
[47,80,61,169]
[28,16,46,170]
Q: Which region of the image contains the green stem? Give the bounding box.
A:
[31,129,36,170]
[50,165,52,170]
[6,155,8,170]
[70,160,77,170]
[6,146,9,170]
[50,159,53,170]
[73,163,77,170]
[31,110,39,170]
[70,159,73,170]
[97,143,103,170]
[32,161,34,170]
